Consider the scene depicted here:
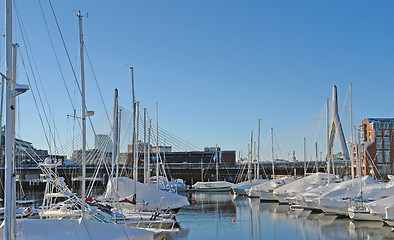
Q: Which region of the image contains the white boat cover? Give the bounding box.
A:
[318,176,393,210]
[385,203,394,220]
[367,194,394,215]
[104,177,189,211]
[192,181,233,190]
[233,179,266,189]
[251,177,295,192]
[233,179,266,193]
[0,218,154,240]
[273,172,336,197]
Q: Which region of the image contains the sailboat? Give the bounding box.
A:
[192,146,233,192]
[233,123,266,196]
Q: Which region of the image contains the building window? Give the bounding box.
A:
[375,130,382,136]
[377,151,383,163]
[385,151,391,163]
[384,137,390,149]
[376,137,382,149]
[385,130,391,136]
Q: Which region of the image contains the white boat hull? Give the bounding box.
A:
[195,187,232,192]
[233,188,248,195]
[274,194,288,204]
[348,209,382,221]
[259,191,278,202]
[321,206,348,216]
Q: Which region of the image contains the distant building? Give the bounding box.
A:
[0,130,65,166]
[127,141,152,153]
[95,134,113,153]
[151,146,172,153]
[159,149,236,166]
[204,147,219,152]
[357,118,394,178]
[71,149,112,166]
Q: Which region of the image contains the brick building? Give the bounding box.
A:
[357,118,394,178]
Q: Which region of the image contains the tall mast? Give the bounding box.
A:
[116,109,121,191]
[271,128,275,179]
[0,75,4,158]
[350,82,354,182]
[130,67,136,179]
[156,103,159,189]
[356,128,363,196]
[130,67,137,202]
[143,108,147,184]
[4,0,13,236]
[216,144,219,182]
[134,101,139,181]
[254,142,257,179]
[112,89,119,178]
[304,137,306,176]
[257,119,261,180]
[78,11,87,218]
[147,120,151,182]
[201,158,203,182]
[11,44,18,238]
[248,131,253,183]
[315,142,318,173]
[326,98,331,184]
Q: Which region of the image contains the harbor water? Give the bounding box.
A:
[171,192,394,240]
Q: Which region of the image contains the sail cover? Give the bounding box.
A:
[104,177,190,211]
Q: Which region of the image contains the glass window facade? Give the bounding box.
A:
[377,151,383,163]
[376,137,382,149]
[385,151,391,163]
[385,130,391,136]
[384,137,390,149]
[375,130,382,136]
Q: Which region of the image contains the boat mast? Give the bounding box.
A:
[271,128,275,179]
[135,101,139,181]
[112,89,119,178]
[147,119,151,181]
[201,158,203,182]
[130,66,138,202]
[143,108,147,184]
[4,0,13,236]
[77,11,87,218]
[326,98,331,184]
[303,137,306,176]
[216,144,219,182]
[0,74,4,156]
[117,109,121,192]
[11,44,18,238]
[350,82,354,183]
[356,128,363,197]
[248,130,253,183]
[257,119,261,180]
[315,142,318,173]
[156,103,159,189]
[253,142,257,179]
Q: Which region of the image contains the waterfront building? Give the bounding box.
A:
[151,146,172,153]
[0,130,58,166]
[357,118,394,178]
[71,149,112,166]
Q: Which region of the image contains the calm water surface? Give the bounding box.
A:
[171,192,394,240]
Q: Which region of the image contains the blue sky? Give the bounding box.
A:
[2,0,394,161]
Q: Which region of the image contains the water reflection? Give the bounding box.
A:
[172,192,394,240]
